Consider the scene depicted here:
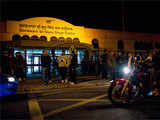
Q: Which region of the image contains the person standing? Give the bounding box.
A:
[127,52,135,71]
[81,57,88,74]
[0,51,12,74]
[95,53,101,79]
[57,50,69,84]
[53,58,58,72]
[106,50,116,81]
[41,50,51,85]
[100,49,108,80]
[135,52,143,64]
[52,57,59,76]
[142,51,153,94]
[69,51,78,84]
[8,52,16,75]
[15,52,25,82]
[116,51,124,78]
[152,48,160,95]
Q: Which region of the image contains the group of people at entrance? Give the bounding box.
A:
[41,50,78,85]
[1,48,160,93]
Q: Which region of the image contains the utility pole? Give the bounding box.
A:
[122,0,126,32]
[121,0,127,51]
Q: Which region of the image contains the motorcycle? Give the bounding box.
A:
[108,63,151,105]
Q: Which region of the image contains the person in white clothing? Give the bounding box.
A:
[57,50,69,83]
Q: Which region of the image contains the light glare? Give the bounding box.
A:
[8,77,15,82]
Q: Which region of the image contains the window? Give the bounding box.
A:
[31,35,39,40]
[59,37,65,43]
[14,49,25,58]
[92,38,99,49]
[50,36,57,43]
[118,40,124,50]
[66,37,72,43]
[77,50,85,64]
[134,41,139,50]
[55,49,62,56]
[40,36,47,41]
[21,35,30,40]
[12,34,21,41]
[73,38,80,43]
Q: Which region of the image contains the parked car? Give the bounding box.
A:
[0,74,18,97]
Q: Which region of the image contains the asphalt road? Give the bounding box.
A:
[0,80,160,120]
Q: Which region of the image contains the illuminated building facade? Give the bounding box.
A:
[0,17,160,78]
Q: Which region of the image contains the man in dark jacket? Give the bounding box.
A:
[100,49,108,80]
[41,50,51,85]
[116,51,124,78]
[69,51,78,84]
[0,51,12,74]
[15,52,25,81]
[152,48,160,92]
[106,50,116,81]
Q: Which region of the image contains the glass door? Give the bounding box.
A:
[33,55,41,73]
[33,56,41,65]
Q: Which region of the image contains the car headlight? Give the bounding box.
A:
[8,77,15,82]
[123,67,130,74]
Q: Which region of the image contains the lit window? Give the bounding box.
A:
[34,66,39,72]
[27,66,32,74]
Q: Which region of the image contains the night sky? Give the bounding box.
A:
[1,0,160,34]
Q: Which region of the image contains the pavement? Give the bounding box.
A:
[16,75,107,94]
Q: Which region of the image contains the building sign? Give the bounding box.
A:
[6,17,90,44]
[18,23,75,35]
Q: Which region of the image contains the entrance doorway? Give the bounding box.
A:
[33,56,41,65]
[14,48,86,79]
[32,55,41,73]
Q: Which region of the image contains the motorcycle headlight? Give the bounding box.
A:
[123,67,130,74]
[8,77,15,82]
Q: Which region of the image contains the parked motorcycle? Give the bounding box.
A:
[108,63,151,105]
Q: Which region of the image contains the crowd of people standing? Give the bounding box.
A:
[98,48,160,92]
[41,50,78,85]
[0,48,160,90]
[0,49,78,86]
[0,51,26,81]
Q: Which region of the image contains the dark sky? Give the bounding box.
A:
[1,0,160,34]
